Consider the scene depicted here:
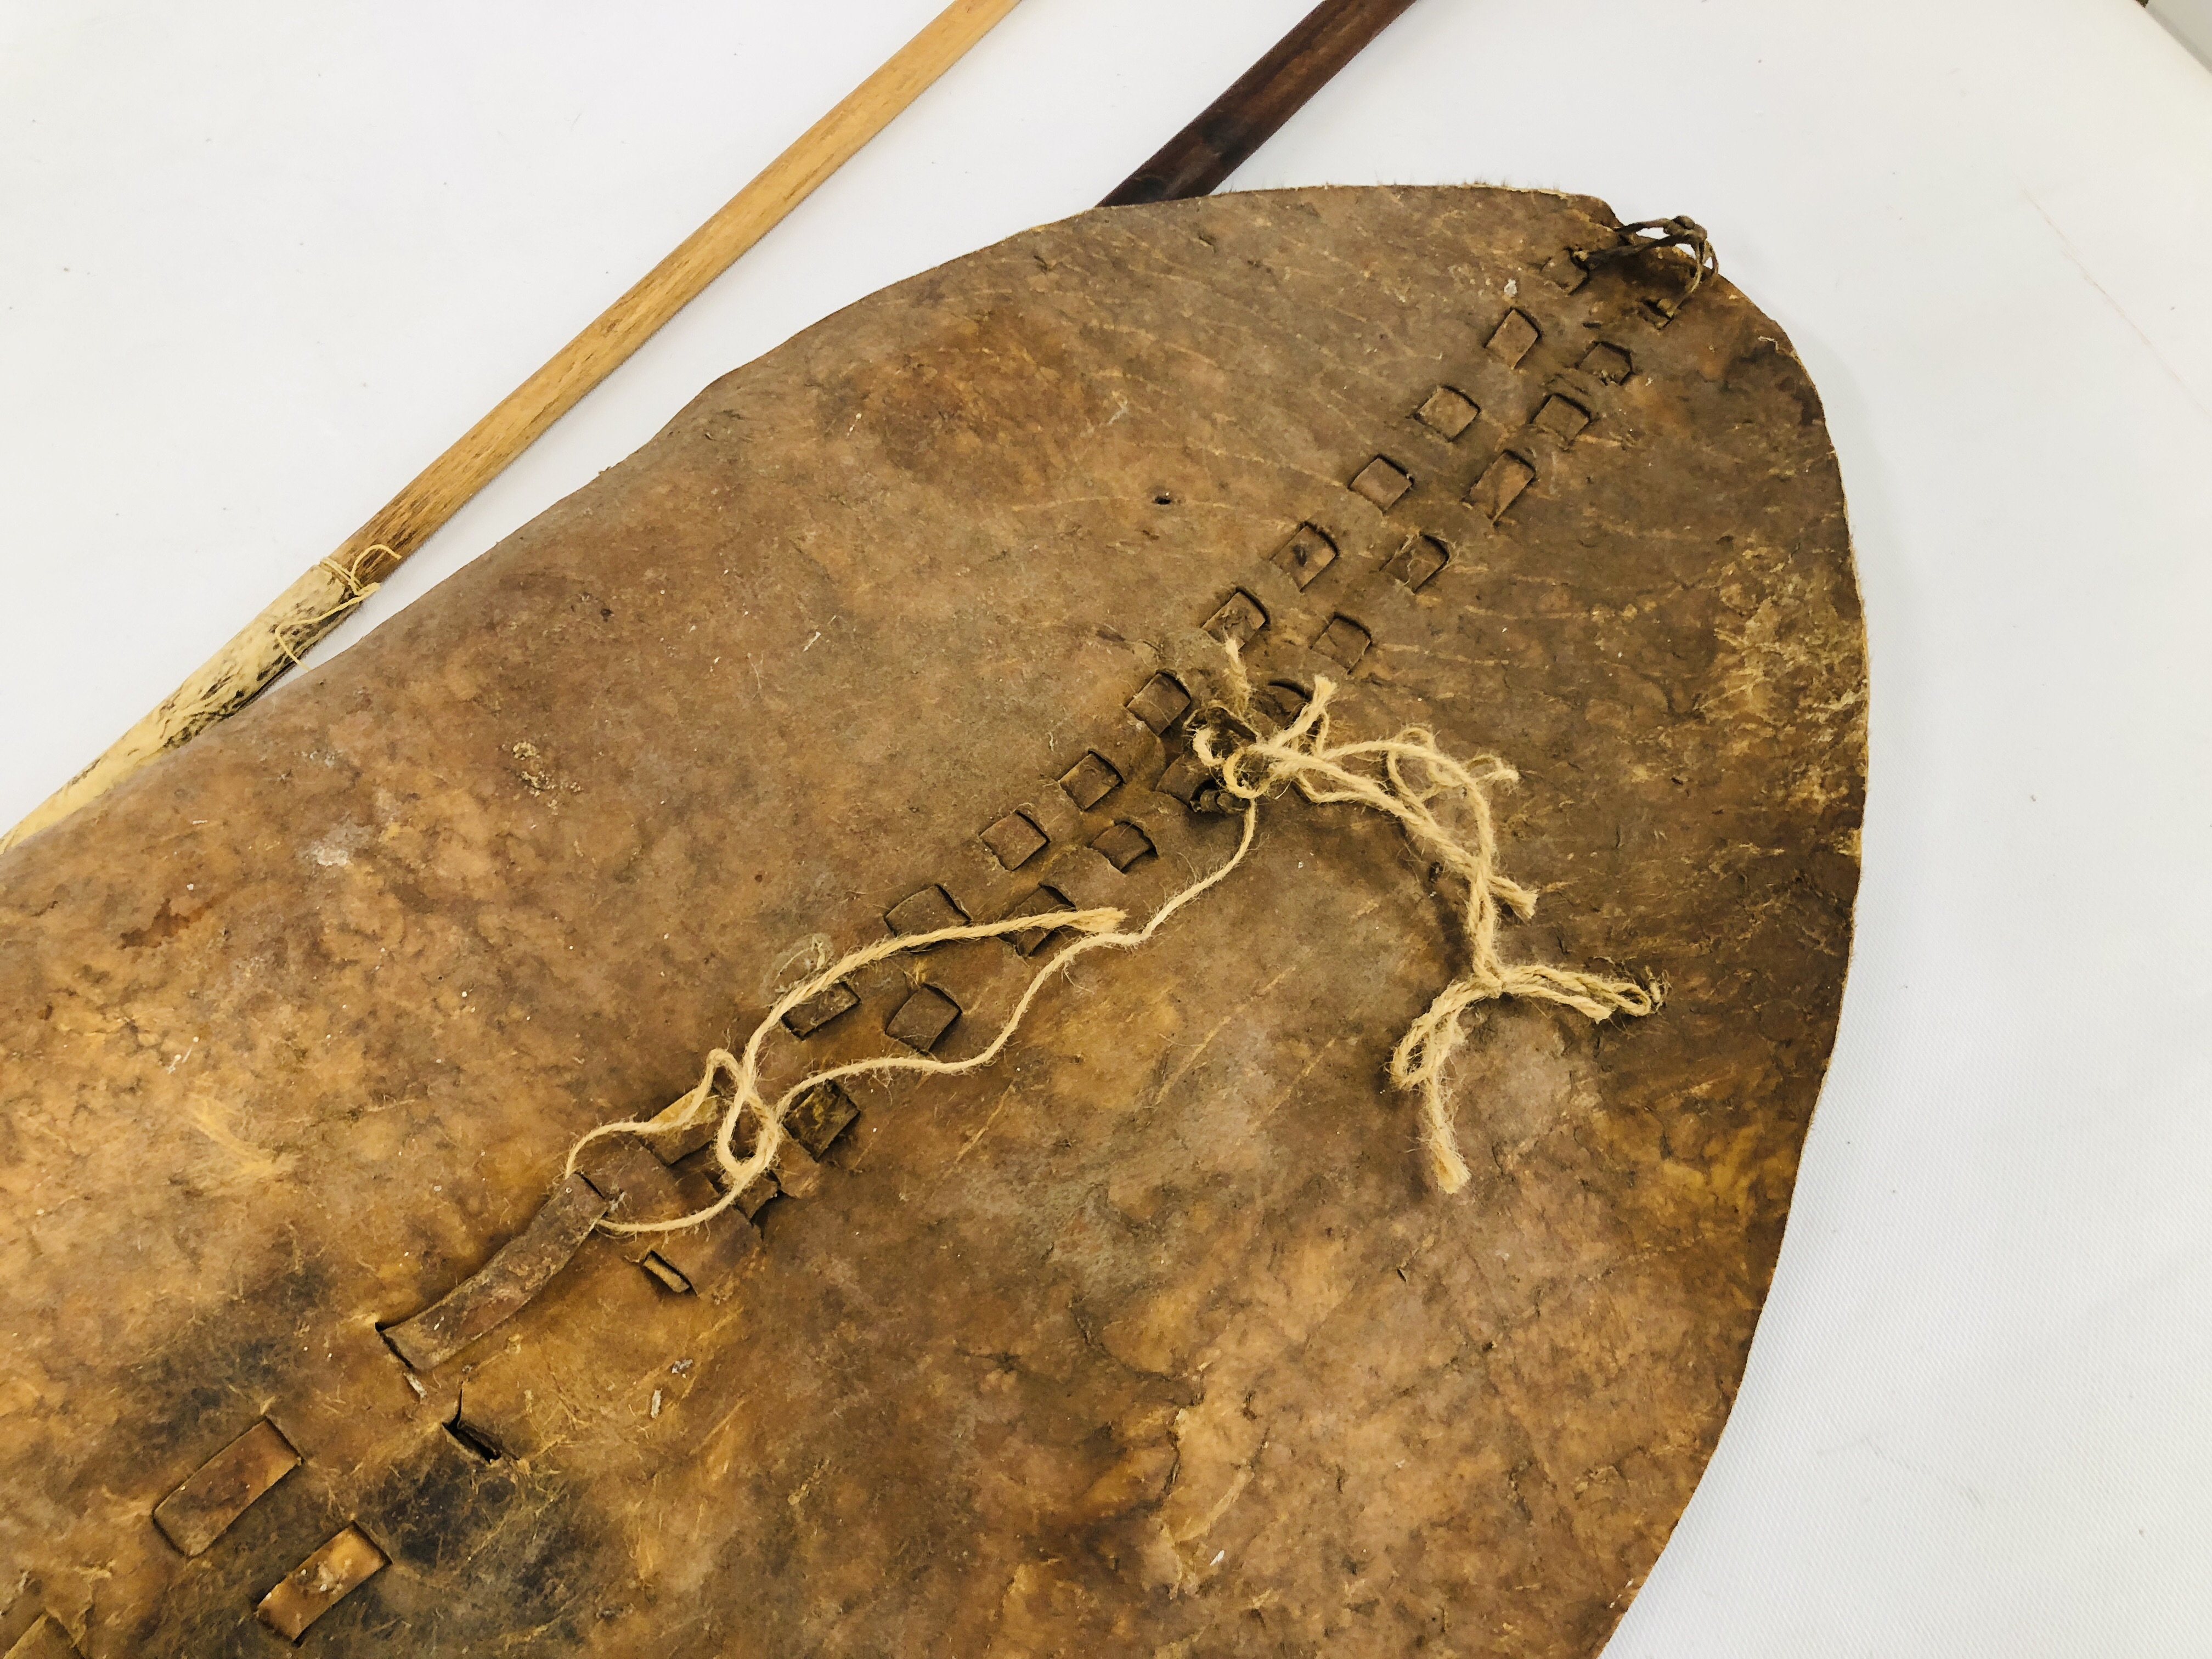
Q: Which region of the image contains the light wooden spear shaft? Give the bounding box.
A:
[1,0,1024,854]
[8,0,1420,855]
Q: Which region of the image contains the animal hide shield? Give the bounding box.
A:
[0,185,1863,1656]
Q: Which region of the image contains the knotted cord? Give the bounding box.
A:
[1194,678,1659,1190]
[1578,216,1718,314]
[274,543,391,666]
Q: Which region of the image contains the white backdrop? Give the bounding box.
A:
[4,1,2210,1651]
[2154,0,2212,63]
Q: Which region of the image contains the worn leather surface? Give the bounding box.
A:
[0,185,1863,1656]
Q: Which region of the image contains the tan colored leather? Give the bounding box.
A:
[0,185,1863,1656]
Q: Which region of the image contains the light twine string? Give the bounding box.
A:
[1198,674,1658,1190]
[566,667,1659,1227]
[275,543,390,666]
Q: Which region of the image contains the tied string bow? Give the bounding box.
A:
[567,671,1660,1229]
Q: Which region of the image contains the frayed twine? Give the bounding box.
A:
[566,661,1660,1226]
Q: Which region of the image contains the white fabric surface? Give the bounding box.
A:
[4,1,2209,1651]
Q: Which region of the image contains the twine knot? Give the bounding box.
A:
[1192,673,1659,1192]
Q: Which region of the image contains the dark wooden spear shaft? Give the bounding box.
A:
[1102,0,1421,206]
